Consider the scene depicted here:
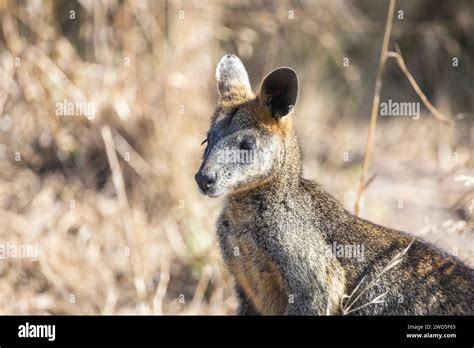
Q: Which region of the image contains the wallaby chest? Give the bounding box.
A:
[217,208,288,315]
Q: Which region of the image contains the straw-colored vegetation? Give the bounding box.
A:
[0,0,472,314]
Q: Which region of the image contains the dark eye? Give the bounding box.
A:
[239,138,256,151]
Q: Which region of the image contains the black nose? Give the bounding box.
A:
[195,171,216,193]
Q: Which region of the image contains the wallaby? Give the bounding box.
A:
[195,54,473,315]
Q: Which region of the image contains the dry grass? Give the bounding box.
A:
[341,239,414,315]
[354,0,397,216]
[0,0,472,314]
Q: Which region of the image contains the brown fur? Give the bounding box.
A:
[256,98,292,137]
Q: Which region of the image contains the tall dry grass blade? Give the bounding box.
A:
[189,264,211,314]
[354,0,396,216]
[153,255,170,315]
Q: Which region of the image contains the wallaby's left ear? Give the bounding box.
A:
[260,67,298,119]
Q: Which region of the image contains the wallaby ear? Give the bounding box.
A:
[215,54,252,100]
[260,67,298,119]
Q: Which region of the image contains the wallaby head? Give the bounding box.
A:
[195,54,299,197]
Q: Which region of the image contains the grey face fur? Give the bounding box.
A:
[197,104,280,197]
[195,54,298,197]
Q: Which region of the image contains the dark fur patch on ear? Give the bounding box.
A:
[260,68,298,119]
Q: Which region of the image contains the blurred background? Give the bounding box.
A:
[0,0,472,314]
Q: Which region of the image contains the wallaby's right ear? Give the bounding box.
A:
[215,54,252,102]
